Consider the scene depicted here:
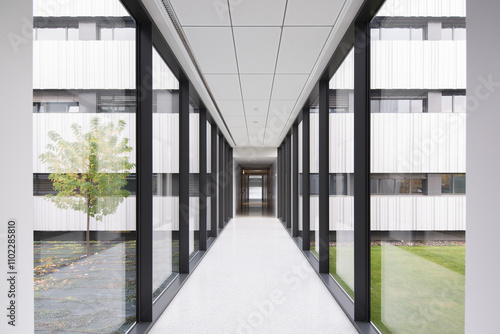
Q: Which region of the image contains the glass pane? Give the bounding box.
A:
[329,48,354,298]
[207,121,212,233]
[442,95,453,113]
[454,28,466,40]
[454,95,467,113]
[114,28,135,41]
[442,27,453,40]
[441,174,452,193]
[33,1,137,332]
[189,98,200,259]
[454,174,466,193]
[310,102,319,258]
[370,1,466,333]
[37,28,66,40]
[381,28,410,40]
[152,47,179,299]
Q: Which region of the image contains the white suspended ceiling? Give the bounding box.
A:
[143,0,365,148]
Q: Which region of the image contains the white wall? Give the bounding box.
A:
[0,0,34,332]
[465,0,500,332]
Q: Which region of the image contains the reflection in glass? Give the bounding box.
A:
[328,48,354,297]
[152,48,179,299]
[189,98,200,258]
[370,1,466,332]
[33,1,137,332]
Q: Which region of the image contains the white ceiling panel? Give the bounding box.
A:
[284,0,346,26]
[224,116,246,127]
[217,100,245,117]
[183,27,238,74]
[240,74,274,100]
[233,27,281,74]
[205,74,242,100]
[276,27,331,74]
[268,99,297,119]
[230,0,287,26]
[246,115,267,126]
[272,74,309,99]
[243,100,269,117]
[170,0,231,26]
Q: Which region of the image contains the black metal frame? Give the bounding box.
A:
[318,80,329,274]
[199,107,207,251]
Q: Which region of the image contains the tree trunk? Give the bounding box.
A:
[86,212,90,258]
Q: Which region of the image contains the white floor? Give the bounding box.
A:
[148,216,358,334]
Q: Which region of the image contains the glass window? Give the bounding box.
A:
[310,98,319,258]
[33,2,137,332]
[442,27,453,40]
[442,95,453,113]
[381,28,410,40]
[454,174,466,193]
[370,2,466,333]
[410,28,424,40]
[189,98,200,259]
[100,28,113,40]
[454,28,466,40]
[37,28,66,40]
[114,28,135,41]
[454,95,467,113]
[152,47,179,299]
[328,48,354,298]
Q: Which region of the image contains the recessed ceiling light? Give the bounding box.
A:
[254,108,259,111]
[253,121,259,124]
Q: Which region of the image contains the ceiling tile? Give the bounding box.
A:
[246,115,267,126]
[269,99,296,119]
[183,27,238,74]
[240,74,273,100]
[230,0,287,26]
[233,27,281,74]
[272,74,309,99]
[170,0,231,26]
[223,115,246,127]
[217,100,245,117]
[205,74,242,100]
[243,100,269,117]
[284,0,346,26]
[275,27,331,74]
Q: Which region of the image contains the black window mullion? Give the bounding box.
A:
[319,80,329,274]
[199,108,207,251]
[136,19,153,323]
[286,134,292,229]
[354,20,371,322]
[178,80,190,274]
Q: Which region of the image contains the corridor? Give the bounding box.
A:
[149,217,357,334]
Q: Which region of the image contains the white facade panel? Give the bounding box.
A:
[371,41,466,90]
[310,113,320,173]
[376,0,466,17]
[34,0,130,17]
[329,113,354,173]
[308,196,466,232]
[371,113,466,173]
[153,113,179,173]
[34,41,136,90]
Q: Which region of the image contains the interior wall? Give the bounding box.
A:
[466,1,500,332]
[0,0,34,332]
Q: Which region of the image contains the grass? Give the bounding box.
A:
[311,243,465,334]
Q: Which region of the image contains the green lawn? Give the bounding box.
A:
[314,244,465,334]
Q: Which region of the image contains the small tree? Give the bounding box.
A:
[39,118,134,257]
